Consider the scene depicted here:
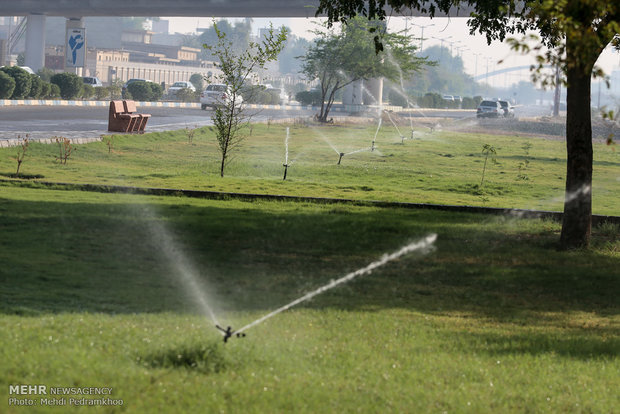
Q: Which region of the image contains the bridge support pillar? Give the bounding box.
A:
[25,14,46,73]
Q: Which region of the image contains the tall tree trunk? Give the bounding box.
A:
[560,65,593,249]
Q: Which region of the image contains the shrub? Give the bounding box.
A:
[80,84,95,100]
[48,83,61,99]
[461,96,477,109]
[39,82,51,99]
[189,73,204,91]
[127,81,151,101]
[108,79,123,99]
[0,71,16,99]
[147,82,163,101]
[50,72,83,99]
[295,90,322,106]
[36,67,55,82]
[0,66,32,99]
[28,74,43,98]
[176,87,197,102]
[128,81,162,101]
[94,86,109,100]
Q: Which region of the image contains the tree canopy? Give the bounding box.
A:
[300,17,430,122]
[316,0,619,249]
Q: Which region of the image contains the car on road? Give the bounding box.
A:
[200,84,243,109]
[166,81,196,99]
[82,76,103,88]
[476,100,502,118]
[498,100,515,118]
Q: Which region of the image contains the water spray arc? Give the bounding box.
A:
[219,234,438,342]
[283,127,290,180]
[371,117,382,151]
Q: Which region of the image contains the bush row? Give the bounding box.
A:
[0,67,60,99]
[389,92,484,109]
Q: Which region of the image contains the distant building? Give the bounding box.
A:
[152,19,170,34]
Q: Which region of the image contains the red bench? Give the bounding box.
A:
[108,100,139,132]
[123,100,151,132]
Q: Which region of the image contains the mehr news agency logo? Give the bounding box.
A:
[8,384,123,407]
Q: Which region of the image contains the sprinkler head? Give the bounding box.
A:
[216,325,245,343]
[338,152,345,165]
[282,164,289,180]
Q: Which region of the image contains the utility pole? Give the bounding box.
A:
[412,23,434,51]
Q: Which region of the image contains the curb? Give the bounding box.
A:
[2,179,618,226]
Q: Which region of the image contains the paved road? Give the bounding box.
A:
[0,104,549,142]
[0,105,317,141]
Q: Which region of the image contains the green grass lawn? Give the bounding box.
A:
[1,123,618,412]
[0,184,618,413]
[1,122,618,214]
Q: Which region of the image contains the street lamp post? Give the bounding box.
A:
[412,23,435,51]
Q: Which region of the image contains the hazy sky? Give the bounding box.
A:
[164,16,619,89]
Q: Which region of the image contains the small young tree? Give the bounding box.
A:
[204,22,288,177]
[480,144,497,187]
[13,136,29,176]
[55,137,76,164]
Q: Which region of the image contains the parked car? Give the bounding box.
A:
[122,78,151,98]
[200,84,243,109]
[82,76,103,88]
[442,95,454,101]
[476,100,502,118]
[497,100,515,118]
[167,81,196,98]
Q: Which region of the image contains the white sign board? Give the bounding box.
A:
[65,28,86,67]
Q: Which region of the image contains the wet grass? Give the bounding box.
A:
[0,186,618,413]
[0,122,618,214]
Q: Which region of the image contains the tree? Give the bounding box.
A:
[300,18,429,122]
[316,0,619,249]
[188,19,254,62]
[205,22,288,177]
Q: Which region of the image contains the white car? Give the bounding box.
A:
[200,84,243,109]
[167,81,196,98]
[82,76,103,88]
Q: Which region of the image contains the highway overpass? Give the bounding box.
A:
[0,0,472,73]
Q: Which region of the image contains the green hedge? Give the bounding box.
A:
[0,71,16,99]
[50,72,83,99]
[0,66,32,99]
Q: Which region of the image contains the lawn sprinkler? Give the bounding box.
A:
[371,141,376,152]
[283,163,289,180]
[338,152,345,165]
[216,325,246,343]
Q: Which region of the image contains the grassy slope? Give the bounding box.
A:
[0,186,618,413]
[1,123,618,214]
